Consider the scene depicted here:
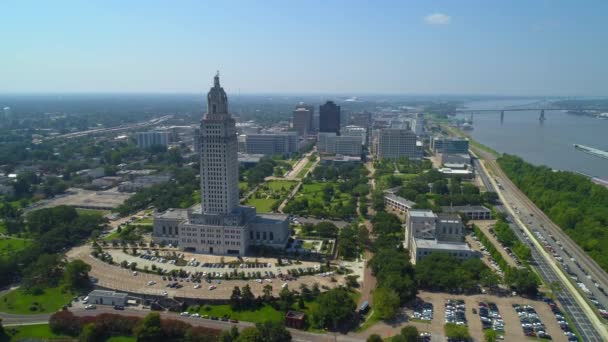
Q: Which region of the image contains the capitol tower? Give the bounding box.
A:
[200,72,240,215]
[152,73,290,255]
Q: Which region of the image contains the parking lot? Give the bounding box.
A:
[68,245,346,300]
[412,291,569,342]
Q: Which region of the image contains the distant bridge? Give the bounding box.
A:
[454,108,565,122]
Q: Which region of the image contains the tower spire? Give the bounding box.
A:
[214,70,220,87]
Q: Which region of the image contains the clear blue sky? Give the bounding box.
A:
[1,0,607,95]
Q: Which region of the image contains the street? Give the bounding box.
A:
[473,151,607,341]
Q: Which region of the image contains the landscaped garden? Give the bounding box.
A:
[244,180,296,213]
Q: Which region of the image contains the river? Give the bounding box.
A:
[462,99,608,179]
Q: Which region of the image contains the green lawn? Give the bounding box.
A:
[192,304,284,324]
[244,198,277,213]
[296,160,315,179]
[5,324,70,341]
[0,286,74,314]
[75,208,108,217]
[266,180,296,192]
[299,182,352,206]
[134,217,153,225]
[0,238,32,258]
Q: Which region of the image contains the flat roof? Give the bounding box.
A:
[385,194,416,207]
[408,210,436,218]
[437,213,462,223]
[255,213,288,224]
[156,208,189,220]
[438,168,473,175]
[88,290,128,298]
[442,205,491,212]
[414,238,472,251]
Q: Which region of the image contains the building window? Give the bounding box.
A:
[269,232,274,241]
[169,226,172,235]
[263,232,267,240]
[256,232,260,240]
[162,226,166,234]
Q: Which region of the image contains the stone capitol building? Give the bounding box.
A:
[152,73,290,255]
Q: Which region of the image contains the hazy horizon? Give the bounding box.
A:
[2,1,607,95]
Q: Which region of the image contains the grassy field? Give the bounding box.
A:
[245,198,277,213]
[266,180,296,192]
[191,304,284,323]
[134,217,153,225]
[296,160,315,179]
[75,208,108,216]
[5,324,71,340]
[298,182,351,206]
[0,237,32,258]
[0,286,74,314]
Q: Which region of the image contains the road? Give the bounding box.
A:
[0,307,364,342]
[473,151,607,341]
[43,115,173,141]
[358,161,377,308]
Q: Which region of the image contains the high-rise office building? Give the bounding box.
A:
[295,103,315,131]
[319,101,340,135]
[430,136,469,154]
[152,73,290,255]
[377,128,421,160]
[292,107,311,136]
[136,131,170,149]
[243,132,298,156]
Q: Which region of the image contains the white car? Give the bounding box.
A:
[161,291,168,296]
[180,312,190,317]
[194,284,201,289]
[191,313,200,318]
[147,281,156,286]
[282,283,288,289]
[85,304,96,310]
[255,279,262,283]
[132,271,138,276]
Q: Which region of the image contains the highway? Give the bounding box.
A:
[42,115,173,141]
[473,153,607,341]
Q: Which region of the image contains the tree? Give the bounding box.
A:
[79,323,97,342]
[278,286,294,311]
[373,288,400,320]
[230,286,242,310]
[444,323,470,340]
[64,260,92,290]
[237,327,262,342]
[241,284,256,310]
[315,222,338,238]
[484,329,497,342]
[262,284,273,302]
[366,334,383,342]
[134,312,163,341]
[400,326,419,342]
[49,311,82,336]
[254,321,291,342]
[310,287,356,330]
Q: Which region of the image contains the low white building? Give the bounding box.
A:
[384,194,416,214]
[411,238,478,264]
[87,290,128,306]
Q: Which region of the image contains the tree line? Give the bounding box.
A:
[498,154,608,272]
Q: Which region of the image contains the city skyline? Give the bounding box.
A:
[1,1,607,96]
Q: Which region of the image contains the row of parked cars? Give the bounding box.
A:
[477,302,504,332]
[546,299,578,341]
[412,301,433,321]
[179,312,238,323]
[513,304,551,339]
[445,299,467,326]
